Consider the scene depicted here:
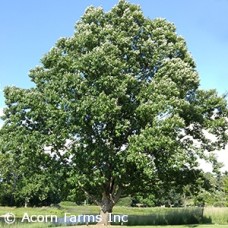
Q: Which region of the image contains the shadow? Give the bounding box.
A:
[125,207,212,226]
[185,225,199,228]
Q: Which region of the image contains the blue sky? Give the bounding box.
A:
[0,0,228,107]
[0,0,228,169]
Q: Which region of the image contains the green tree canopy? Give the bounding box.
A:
[1,0,227,224]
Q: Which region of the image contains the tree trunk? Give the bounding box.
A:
[24,197,29,208]
[99,193,114,225]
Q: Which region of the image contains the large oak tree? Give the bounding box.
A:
[1,0,227,224]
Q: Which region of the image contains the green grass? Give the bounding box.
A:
[0,205,228,227]
[58,225,228,228]
[59,204,100,215]
[58,206,228,225]
[0,206,64,217]
[1,224,228,228]
[0,221,52,227]
[203,207,228,224]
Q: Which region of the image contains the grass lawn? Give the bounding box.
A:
[0,205,228,227]
[55,225,228,228]
[0,204,185,217]
[0,225,228,228]
[0,206,64,217]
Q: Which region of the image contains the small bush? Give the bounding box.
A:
[116,197,132,207]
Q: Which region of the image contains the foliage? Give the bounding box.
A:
[0,139,66,206]
[116,196,132,207]
[0,1,227,221]
[193,172,227,207]
[222,173,228,206]
[132,172,228,208]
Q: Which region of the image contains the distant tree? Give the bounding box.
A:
[193,172,228,207]
[0,134,66,207]
[1,0,227,224]
[222,173,228,206]
[133,169,213,207]
[0,153,20,206]
[221,172,228,207]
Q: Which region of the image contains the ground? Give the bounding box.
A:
[59,225,228,228]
